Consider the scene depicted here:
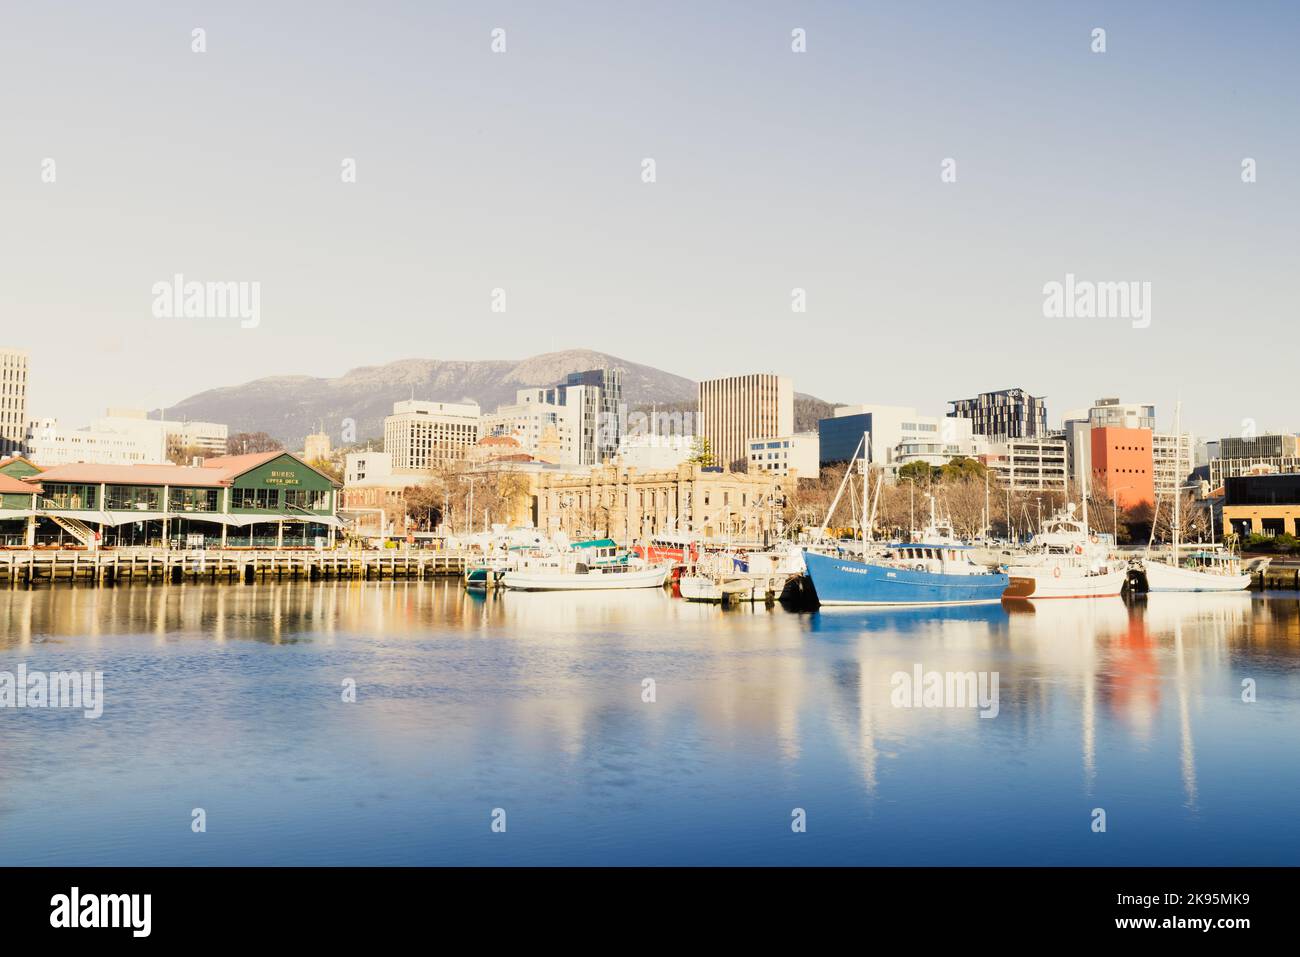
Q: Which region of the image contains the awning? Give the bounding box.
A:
[0,509,36,520]
[102,511,169,527]
[45,509,115,525]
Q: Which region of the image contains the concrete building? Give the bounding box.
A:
[698,373,793,472]
[820,404,977,477]
[617,432,694,470]
[983,435,1069,491]
[481,386,594,465]
[564,368,624,463]
[26,417,164,466]
[1153,430,1195,498]
[948,388,1047,439]
[383,399,480,471]
[534,463,786,543]
[0,348,29,457]
[1090,427,1154,508]
[747,431,818,478]
[1062,398,1158,491]
[1209,434,1300,489]
[1222,472,1300,539]
[303,431,332,462]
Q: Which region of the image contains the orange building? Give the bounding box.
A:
[1090,427,1154,508]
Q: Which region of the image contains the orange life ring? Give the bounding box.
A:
[1089,535,1099,544]
[1053,566,1062,578]
[1074,544,1084,555]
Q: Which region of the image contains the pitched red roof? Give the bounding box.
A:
[25,463,228,487]
[0,473,39,495]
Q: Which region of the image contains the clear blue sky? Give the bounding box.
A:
[1,1,1296,440]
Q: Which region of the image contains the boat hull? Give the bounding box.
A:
[1002,566,1126,599]
[502,565,670,591]
[1143,560,1251,593]
[802,550,1008,606]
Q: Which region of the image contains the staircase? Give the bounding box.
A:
[42,501,97,546]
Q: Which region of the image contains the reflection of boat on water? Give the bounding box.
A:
[1139,590,1253,631]
[809,599,1010,632]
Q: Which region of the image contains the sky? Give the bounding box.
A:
[1,0,1297,441]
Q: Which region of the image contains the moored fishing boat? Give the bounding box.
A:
[1002,504,1126,599]
[501,538,670,591]
[802,498,1008,607]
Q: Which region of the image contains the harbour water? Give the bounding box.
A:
[1,582,1298,866]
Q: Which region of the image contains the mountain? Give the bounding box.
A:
[162,350,702,446]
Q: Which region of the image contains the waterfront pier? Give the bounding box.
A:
[0,548,472,585]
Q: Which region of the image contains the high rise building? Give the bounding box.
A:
[383,400,481,470]
[699,373,793,472]
[1153,430,1195,498]
[0,348,29,456]
[481,386,594,466]
[948,388,1047,439]
[564,368,623,463]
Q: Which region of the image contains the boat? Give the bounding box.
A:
[1140,402,1250,593]
[501,538,670,591]
[1002,504,1127,599]
[802,497,1009,607]
[1143,548,1250,593]
[677,544,804,603]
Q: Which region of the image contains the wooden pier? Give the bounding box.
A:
[0,548,473,586]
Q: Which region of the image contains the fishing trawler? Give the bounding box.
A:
[1002,504,1127,599]
[802,497,1009,606]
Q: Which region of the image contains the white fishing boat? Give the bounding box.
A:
[1141,402,1250,593]
[501,538,670,591]
[1143,548,1250,592]
[1003,504,1127,599]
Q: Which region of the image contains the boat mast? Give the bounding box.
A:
[816,433,865,542]
[1172,400,1182,558]
[861,430,870,546]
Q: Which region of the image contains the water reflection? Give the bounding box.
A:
[0,583,1297,865]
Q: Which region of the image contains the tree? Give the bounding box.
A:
[897,460,933,485]
[226,432,283,455]
[687,436,715,467]
[939,456,986,482]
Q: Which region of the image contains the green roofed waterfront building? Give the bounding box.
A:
[0,450,343,549]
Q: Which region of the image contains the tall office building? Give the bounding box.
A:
[0,348,29,457]
[948,388,1047,439]
[1210,434,1300,489]
[383,399,481,470]
[698,373,793,471]
[564,368,623,463]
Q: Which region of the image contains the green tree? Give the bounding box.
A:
[939,456,987,482]
[897,460,933,484]
[688,436,715,467]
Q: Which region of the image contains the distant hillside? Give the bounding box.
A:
[162,350,699,445]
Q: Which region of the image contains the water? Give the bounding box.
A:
[1,581,1298,865]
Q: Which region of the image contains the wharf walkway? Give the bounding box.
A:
[0,548,473,586]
